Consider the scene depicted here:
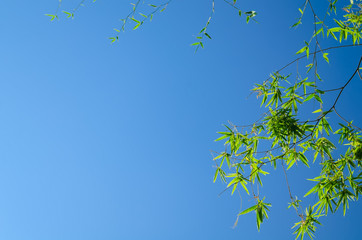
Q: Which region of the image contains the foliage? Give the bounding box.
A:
[45,0,172,43]
[48,0,362,239]
[211,1,362,239]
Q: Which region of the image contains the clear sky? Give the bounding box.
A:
[0,0,361,239]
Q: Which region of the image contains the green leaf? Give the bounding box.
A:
[303,94,314,102]
[62,11,73,18]
[130,17,140,24]
[139,13,148,18]
[239,204,258,215]
[191,42,201,46]
[314,94,323,103]
[204,32,212,39]
[45,14,57,21]
[296,46,307,55]
[109,37,117,43]
[299,153,310,167]
[323,53,329,63]
[213,169,219,182]
[133,22,142,30]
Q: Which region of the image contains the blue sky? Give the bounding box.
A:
[0,0,361,239]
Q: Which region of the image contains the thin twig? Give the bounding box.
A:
[333,107,362,132]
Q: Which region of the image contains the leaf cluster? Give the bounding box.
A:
[214,54,362,239]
